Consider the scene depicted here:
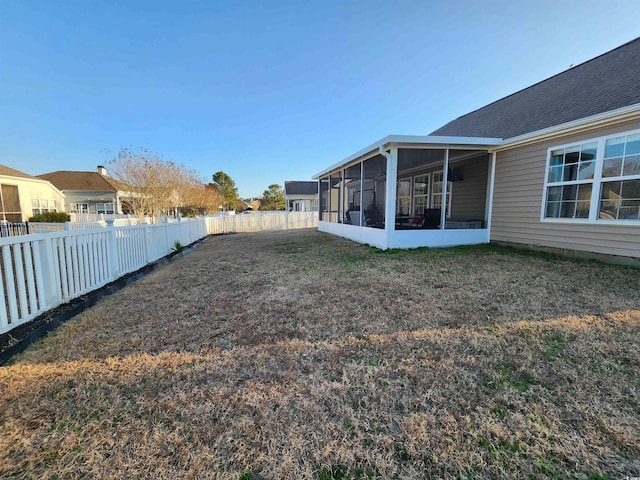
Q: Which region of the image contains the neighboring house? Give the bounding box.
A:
[247,199,262,211]
[284,181,319,211]
[38,166,130,215]
[0,164,65,222]
[314,37,640,260]
[236,199,250,212]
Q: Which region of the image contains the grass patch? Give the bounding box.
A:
[0,230,638,479]
[543,332,565,361]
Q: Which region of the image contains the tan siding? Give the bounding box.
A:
[492,119,640,258]
[449,155,488,220]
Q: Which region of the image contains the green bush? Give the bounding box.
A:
[28,211,71,223]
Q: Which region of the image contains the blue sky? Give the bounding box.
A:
[1,1,639,198]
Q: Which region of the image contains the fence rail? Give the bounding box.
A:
[0,212,317,334]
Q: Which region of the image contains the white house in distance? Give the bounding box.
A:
[0,164,65,222]
[284,181,319,211]
[313,37,640,261]
[38,166,130,215]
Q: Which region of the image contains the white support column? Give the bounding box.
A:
[440,149,450,230]
[359,162,364,226]
[485,152,497,233]
[383,147,398,249]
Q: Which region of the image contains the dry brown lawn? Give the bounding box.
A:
[1,230,639,479]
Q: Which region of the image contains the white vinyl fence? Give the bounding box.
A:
[0,212,317,334]
[69,213,139,223]
[30,218,139,233]
[205,211,318,234]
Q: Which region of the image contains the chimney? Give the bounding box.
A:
[97,165,107,176]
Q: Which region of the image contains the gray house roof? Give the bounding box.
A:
[431,37,640,140]
[284,181,318,196]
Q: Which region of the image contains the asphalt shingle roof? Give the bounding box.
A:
[0,164,40,180]
[430,37,640,140]
[37,171,123,192]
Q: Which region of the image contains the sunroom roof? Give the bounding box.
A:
[312,135,502,179]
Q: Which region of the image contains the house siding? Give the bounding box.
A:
[62,191,120,214]
[449,155,488,221]
[491,119,640,258]
[0,175,64,221]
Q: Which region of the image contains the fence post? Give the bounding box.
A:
[105,218,119,280]
[36,235,61,308]
[163,217,170,253]
[142,221,152,263]
[64,221,72,231]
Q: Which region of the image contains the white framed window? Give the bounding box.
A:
[542,129,640,222]
[31,199,56,215]
[599,133,640,220]
[544,141,596,219]
[96,203,116,214]
[413,174,430,214]
[396,177,412,216]
[431,171,452,217]
[70,203,89,213]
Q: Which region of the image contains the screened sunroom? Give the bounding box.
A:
[313,136,502,250]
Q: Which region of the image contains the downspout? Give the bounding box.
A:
[380,145,396,249]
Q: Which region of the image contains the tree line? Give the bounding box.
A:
[108,148,287,221]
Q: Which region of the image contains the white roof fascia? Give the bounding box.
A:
[492,102,640,152]
[312,135,502,179]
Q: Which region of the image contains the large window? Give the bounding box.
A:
[431,171,452,217]
[96,203,116,214]
[396,171,451,218]
[31,199,57,215]
[70,203,89,213]
[599,133,640,220]
[544,142,596,219]
[543,130,640,222]
[413,174,430,213]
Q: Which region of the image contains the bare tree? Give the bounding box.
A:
[108,148,219,221]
